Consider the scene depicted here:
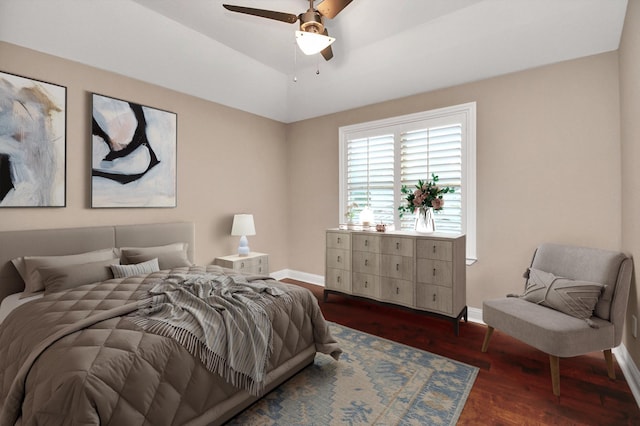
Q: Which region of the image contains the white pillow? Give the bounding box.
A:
[111,258,160,279]
[12,248,117,298]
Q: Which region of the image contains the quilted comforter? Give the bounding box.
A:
[0,265,340,425]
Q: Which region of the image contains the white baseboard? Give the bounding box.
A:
[272,270,640,408]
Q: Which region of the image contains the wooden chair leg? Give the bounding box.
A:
[604,349,616,380]
[549,355,560,396]
[481,326,494,352]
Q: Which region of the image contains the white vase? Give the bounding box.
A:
[414,207,435,233]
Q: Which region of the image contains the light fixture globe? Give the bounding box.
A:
[295,9,335,55]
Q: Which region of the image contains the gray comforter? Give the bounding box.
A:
[0,265,340,425]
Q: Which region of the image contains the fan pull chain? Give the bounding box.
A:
[316,54,320,75]
[293,39,298,82]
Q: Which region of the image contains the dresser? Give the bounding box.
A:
[325,229,466,335]
[213,252,269,274]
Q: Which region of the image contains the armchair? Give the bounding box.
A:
[481,243,633,396]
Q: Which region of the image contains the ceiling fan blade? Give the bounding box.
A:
[320,29,334,61]
[316,0,353,19]
[222,4,298,24]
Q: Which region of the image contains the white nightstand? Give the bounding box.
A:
[213,252,269,275]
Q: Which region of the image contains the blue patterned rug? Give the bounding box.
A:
[228,323,478,425]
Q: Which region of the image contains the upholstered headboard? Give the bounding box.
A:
[0,222,195,302]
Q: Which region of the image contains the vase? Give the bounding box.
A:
[414,207,436,233]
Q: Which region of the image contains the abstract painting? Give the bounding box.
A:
[0,71,66,207]
[91,94,176,208]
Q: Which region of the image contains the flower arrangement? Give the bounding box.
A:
[398,174,455,217]
[344,202,359,222]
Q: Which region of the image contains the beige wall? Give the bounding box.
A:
[287,52,622,311]
[0,41,290,270]
[621,0,640,366]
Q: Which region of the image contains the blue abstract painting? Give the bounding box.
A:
[91,93,176,208]
[0,71,66,207]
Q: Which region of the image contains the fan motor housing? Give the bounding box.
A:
[299,10,324,34]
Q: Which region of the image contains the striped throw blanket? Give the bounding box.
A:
[128,273,293,396]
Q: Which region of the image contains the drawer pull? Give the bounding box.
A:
[433,245,436,254]
[258,267,262,273]
[433,294,437,302]
[365,259,369,266]
[337,237,341,244]
[433,268,436,276]
[395,263,399,271]
[337,276,341,283]
[258,259,262,264]
[337,255,341,263]
[241,262,245,268]
[365,281,368,288]
[396,242,400,250]
[396,287,399,295]
[365,239,369,247]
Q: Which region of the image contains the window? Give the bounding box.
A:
[339,102,477,262]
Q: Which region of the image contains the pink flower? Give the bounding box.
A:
[432,197,444,210]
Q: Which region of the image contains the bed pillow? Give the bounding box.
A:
[119,243,189,265]
[125,250,192,269]
[522,268,605,320]
[12,248,117,298]
[40,258,120,294]
[111,258,160,279]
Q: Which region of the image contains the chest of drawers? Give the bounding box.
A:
[325,230,466,334]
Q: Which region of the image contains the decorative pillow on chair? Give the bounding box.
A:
[519,268,605,323]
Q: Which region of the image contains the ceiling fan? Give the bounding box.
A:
[222,0,353,61]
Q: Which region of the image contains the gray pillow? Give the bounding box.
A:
[12,248,117,298]
[119,243,189,264]
[111,258,160,279]
[40,258,120,294]
[125,251,192,270]
[522,268,605,320]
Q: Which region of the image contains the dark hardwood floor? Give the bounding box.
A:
[283,279,640,426]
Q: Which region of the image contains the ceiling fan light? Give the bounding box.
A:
[295,30,335,55]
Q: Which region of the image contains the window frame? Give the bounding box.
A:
[339,102,477,263]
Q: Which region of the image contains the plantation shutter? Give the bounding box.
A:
[346,134,395,224]
[400,125,462,233]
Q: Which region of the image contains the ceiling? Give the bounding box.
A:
[0,0,628,123]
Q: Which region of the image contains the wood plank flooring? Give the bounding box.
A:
[283,279,640,426]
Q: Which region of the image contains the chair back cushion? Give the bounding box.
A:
[529,243,628,321]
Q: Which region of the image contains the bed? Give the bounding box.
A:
[0,222,340,425]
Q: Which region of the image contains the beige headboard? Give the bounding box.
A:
[0,222,195,302]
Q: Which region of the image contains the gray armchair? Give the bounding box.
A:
[481,243,633,396]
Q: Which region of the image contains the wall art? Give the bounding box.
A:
[91,93,177,208]
[0,71,66,207]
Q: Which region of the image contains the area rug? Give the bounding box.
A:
[228,322,478,425]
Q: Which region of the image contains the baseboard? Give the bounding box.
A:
[273,270,640,407]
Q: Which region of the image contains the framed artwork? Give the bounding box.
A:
[91,93,177,208]
[0,71,66,207]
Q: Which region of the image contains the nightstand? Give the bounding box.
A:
[213,252,269,275]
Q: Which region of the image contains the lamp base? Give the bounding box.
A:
[237,235,250,256]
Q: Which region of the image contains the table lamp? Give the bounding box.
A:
[231,214,256,256]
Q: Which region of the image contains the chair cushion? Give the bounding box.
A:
[483,298,615,357]
[521,268,605,321]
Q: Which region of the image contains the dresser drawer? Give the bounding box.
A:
[416,284,453,315]
[416,259,453,286]
[352,234,380,253]
[326,248,350,270]
[352,273,379,298]
[326,268,351,293]
[352,250,379,274]
[380,278,413,307]
[381,237,413,257]
[380,254,413,281]
[416,239,453,261]
[327,232,351,250]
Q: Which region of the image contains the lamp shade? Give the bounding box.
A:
[295,30,335,55]
[231,214,256,236]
